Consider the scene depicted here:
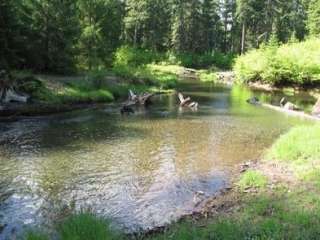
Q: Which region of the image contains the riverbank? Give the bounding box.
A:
[1,64,224,118]
[0,65,184,117]
[145,123,320,239]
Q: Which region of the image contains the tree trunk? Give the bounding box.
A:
[241,23,246,55]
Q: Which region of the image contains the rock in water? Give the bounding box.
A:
[120,105,135,115]
[246,97,260,105]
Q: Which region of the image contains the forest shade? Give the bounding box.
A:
[0,0,319,74]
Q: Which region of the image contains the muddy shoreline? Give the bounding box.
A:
[141,158,298,238]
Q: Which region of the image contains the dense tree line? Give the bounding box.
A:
[0,0,319,73]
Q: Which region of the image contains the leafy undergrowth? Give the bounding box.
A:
[234,38,320,86]
[13,68,175,106]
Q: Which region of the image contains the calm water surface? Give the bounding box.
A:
[0,81,315,238]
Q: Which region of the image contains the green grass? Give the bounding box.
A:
[266,124,320,163]
[25,213,123,240]
[237,170,268,190]
[198,70,218,82]
[58,213,122,240]
[111,64,178,90]
[234,38,320,85]
[25,231,49,240]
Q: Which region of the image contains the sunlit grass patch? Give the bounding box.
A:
[237,170,268,190]
[266,124,320,164]
[198,70,218,82]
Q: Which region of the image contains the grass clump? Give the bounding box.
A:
[58,212,122,240]
[25,231,49,240]
[237,170,268,190]
[266,124,320,163]
[234,38,320,85]
[198,70,218,82]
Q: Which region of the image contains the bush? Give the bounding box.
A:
[166,52,235,69]
[234,38,320,85]
[114,46,164,67]
[114,46,234,70]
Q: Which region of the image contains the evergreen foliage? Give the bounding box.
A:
[1,0,316,73]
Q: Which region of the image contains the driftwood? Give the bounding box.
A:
[178,92,198,110]
[180,68,197,78]
[0,70,29,104]
[280,97,300,111]
[120,90,154,115]
[312,98,320,117]
[128,90,154,106]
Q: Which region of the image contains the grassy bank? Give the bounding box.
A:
[1,46,231,115]
[234,38,320,86]
[25,124,320,239]
[145,124,320,240]
[13,66,179,107]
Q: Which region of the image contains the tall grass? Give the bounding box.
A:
[234,38,320,85]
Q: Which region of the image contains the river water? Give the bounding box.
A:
[0,81,315,238]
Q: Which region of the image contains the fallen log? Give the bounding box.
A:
[262,103,320,121]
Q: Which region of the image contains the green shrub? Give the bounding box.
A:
[234,38,320,85]
[114,46,164,67]
[166,52,235,69]
[114,46,234,70]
